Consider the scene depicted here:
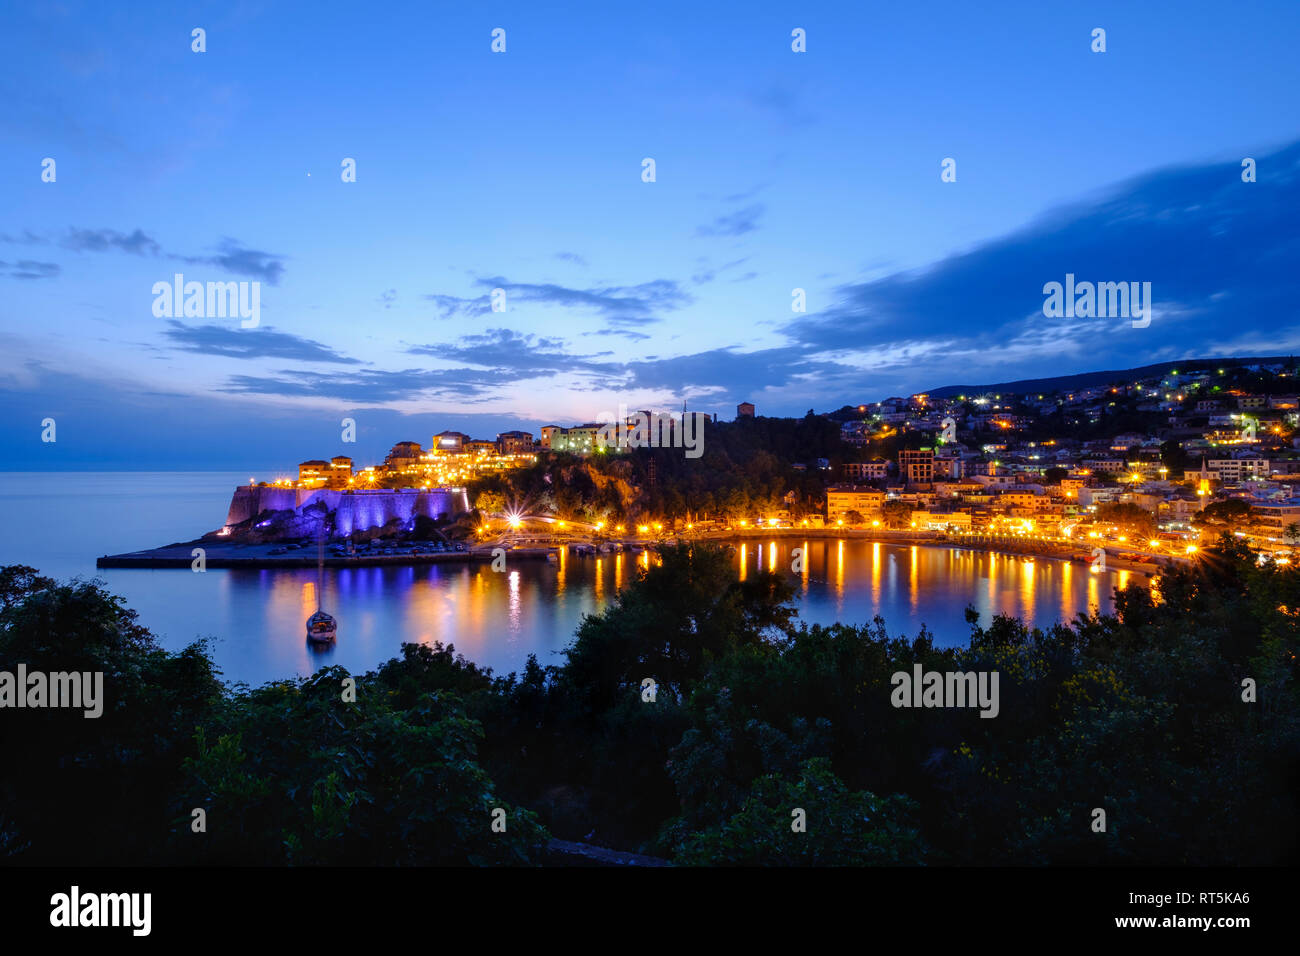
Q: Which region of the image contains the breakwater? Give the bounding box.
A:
[95,542,557,569]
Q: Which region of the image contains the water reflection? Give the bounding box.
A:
[871,542,882,607]
[909,546,919,612]
[508,569,521,642]
[101,539,1129,688]
[1020,557,1035,611]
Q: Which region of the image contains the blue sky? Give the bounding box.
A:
[3,0,1300,469]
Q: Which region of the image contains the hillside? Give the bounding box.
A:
[923,355,1297,399]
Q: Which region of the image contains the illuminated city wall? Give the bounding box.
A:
[225,486,470,535]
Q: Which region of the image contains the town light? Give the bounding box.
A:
[1186,545,1198,554]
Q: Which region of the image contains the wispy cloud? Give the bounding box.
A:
[220,366,523,403]
[3,227,288,284]
[162,321,361,364]
[696,203,765,238]
[0,230,49,246]
[423,276,691,326]
[0,260,60,280]
[691,256,750,285]
[174,239,287,285]
[61,227,161,256]
[407,328,616,375]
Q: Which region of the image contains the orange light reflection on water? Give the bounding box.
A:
[871,542,882,607]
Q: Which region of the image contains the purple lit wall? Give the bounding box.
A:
[224,487,470,535]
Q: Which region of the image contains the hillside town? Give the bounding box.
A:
[261,359,1300,561]
[820,359,1300,559]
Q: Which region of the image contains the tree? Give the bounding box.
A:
[473,489,507,515]
[0,575,224,863]
[557,542,795,712]
[1194,498,1255,531]
[882,500,914,529]
[670,759,928,866]
[1094,501,1157,539]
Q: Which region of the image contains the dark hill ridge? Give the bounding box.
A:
[923,355,1298,399]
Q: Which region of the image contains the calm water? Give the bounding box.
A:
[0,473,1125,687]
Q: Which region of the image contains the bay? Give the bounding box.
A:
[0,472,1124,686]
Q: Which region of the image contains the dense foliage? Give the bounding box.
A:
[468,414,847,526]
[1,535,1296,865]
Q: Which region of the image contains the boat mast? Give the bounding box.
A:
[316,529,324,612]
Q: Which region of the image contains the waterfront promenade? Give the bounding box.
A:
[96,526,1175,575]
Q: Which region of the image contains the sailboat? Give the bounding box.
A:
[306,531,337,643]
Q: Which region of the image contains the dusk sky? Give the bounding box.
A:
[3,1,1299,471]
